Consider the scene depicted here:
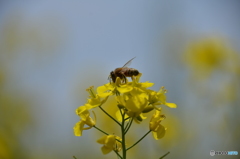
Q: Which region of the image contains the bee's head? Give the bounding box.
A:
[109,71,116,83]
[110,71,115,77]
[133,69,139,76]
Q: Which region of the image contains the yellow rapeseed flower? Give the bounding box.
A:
[148,86,177,109]
[116,88,148,121]
[97,77,133,97]
[75,86,108,112]
[74,72,177,157]
[131,73,154,91]
[97,135,122,154]
[149,109,166,140]
[85,86,108,109]
[73,106,96,136]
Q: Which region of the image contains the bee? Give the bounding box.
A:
[109,57,139,83]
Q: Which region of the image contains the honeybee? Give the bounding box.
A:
[109,57,139,83]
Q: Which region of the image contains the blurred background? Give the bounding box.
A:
[0,1,239,159]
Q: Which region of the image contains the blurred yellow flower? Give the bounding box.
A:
[0,69,34,159]
[184,37,240,78]
[185,38,225,69]
[97,135,122,154]
[0,70,5,86]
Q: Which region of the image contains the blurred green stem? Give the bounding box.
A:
[159,152,170,159]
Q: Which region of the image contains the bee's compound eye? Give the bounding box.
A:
[110,71,114,76]
[133,70,139,75]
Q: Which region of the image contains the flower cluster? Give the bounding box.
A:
[73,73,177,158]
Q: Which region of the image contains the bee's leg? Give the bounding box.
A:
[108,76,111,83]
[123,76,127,84]
[120,72,127,84]
[131,76,137,82]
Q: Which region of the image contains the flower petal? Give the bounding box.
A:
[97,135,108,144]
[117,85,133,94]
[73,121,85,136]
[165,103,177,108]
[105,135,116,148]
[152,125,166,140]
[97,135,116,154]
[97,84,113,98]
[101,146,113,154]
[139,82,154,88]
[76,106,89,120]
[115,109,129,122]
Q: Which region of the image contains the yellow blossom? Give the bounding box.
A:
[148,86,177,109]
[131,73,154,91]
[74,72,178,157]
[73,106,96,136]
[149,109,166,140]
[97,135,122,154]
[116,89,148,122]
[86,86,106,108]
[97,77,133,97]
[152,124,166,140]
[80,86,108,110]
[97,74,154,98]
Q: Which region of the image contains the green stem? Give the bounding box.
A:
[93,126,122,143]
[159,152,170,159]
[114,150,123,159]
[126,130,151,151]
[124,117,133,135]
[99,106,121,126]
[121,111,127,159]
[124,117,130,121]
[93,126,109,135]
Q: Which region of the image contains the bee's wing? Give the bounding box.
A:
[122,57,136,68]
